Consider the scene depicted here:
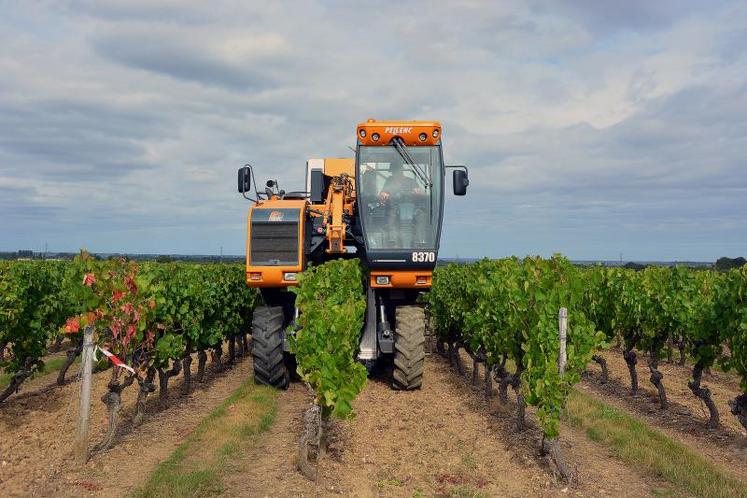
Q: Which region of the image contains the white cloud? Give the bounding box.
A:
[0,0,745,260]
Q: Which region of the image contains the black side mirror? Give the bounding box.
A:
[238,166,252,193]
[453,169,469,196]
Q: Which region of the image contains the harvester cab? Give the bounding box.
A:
[237,119,468,390]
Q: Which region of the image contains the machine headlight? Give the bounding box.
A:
[376,276,390,285]
[283,272,297,281]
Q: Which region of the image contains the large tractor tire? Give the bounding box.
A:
[393,306,425,390]
[251,306,289,389]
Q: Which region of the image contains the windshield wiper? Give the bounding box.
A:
[392,137,431,189]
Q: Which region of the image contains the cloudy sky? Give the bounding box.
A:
[1,0,745,261]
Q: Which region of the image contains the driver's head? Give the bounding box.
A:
[389,159,405,175]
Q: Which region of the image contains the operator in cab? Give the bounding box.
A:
[376,158,427,248]
[377,160,423,205]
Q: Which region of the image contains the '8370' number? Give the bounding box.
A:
[411,251,436,263]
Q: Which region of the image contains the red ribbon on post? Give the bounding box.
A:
[95,346,136,375]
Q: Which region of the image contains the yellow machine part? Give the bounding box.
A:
[323,158,355,185]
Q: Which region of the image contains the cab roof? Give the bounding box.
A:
[356,119,441,146]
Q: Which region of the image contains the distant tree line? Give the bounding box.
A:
[715,256,747,271]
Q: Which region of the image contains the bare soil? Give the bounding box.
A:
[583,349,747,477]
[451,352,673,497]
[0,345,254,497]
[2,346,724,498]
[223,355,668,497]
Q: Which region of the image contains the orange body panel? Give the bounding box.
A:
[357,119,441,147]
[370,270,433,289]
[247,267,300,286]
[245,198,306,287]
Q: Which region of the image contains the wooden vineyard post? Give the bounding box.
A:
[74,325,94,464]
[558,307,567,376]
[542,307,574,482]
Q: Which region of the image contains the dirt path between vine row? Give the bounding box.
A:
[592,348,745,434]
[224,355,666,497]
[582,349,747,479]
[0,344,255,497]
[2,348,699,497]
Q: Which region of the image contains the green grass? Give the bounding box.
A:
[442,486,488,498]
[567,389,747,498]
[133,379,278,498]
[377,477,402,489]
[0,355,78,389]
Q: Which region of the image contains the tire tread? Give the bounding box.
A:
[393,306,425,390]
[251,306,289,389]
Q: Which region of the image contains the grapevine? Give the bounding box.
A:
[289,258,367,478]
[427,256,604,481]
[0,255,259,454]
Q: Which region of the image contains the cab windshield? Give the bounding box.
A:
[357,145,443,250]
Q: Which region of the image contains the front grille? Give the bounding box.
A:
[250,221,298,265]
